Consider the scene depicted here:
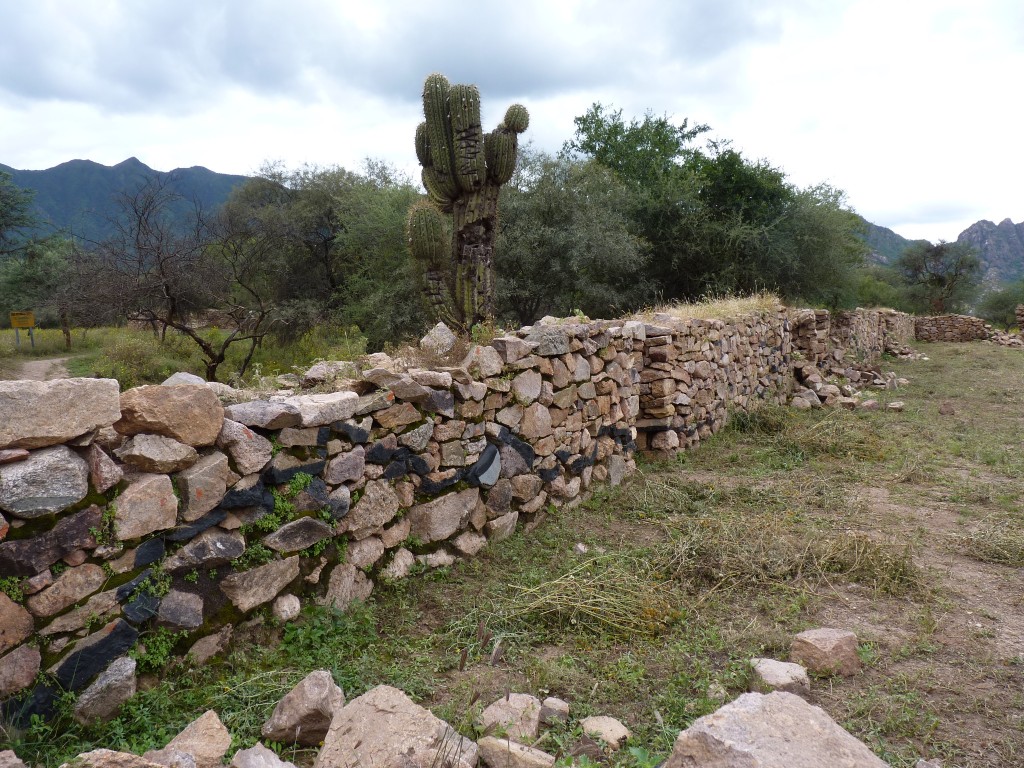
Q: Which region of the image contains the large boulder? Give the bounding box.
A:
[664,691,888,767]
[144,710,232,768]
[0,445,89,518]
[314,685,477,768]
[261,669,345,746]
[115,385,225,447]
[0,379,121,450]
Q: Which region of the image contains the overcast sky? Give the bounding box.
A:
[1,0,1020,241]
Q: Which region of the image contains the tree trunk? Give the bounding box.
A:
[59,307,72,350]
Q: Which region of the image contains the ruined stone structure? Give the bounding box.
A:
[0,306,949,725]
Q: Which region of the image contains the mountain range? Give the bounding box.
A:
[0,157,248,243]
[2,157,1022,285]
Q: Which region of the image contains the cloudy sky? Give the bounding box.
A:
[1,0,1020,241]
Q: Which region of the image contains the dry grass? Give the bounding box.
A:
[481,553,681,639]
[953,518,1024,567]
[658,508,922,597]
[634,291,782,322]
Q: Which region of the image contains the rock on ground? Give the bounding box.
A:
[261,669,345,746]
[580,716,631,751]
[313,684,477,768]
[143,710,231,768]
[478,693,542,742]
[749,658,811,695]
[790,627,861,677]
[664,691,887,768]
[476,737,555,768]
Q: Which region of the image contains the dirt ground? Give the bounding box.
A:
[7,356,71,381]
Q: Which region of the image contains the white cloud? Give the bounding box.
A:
[0,0,1021,242]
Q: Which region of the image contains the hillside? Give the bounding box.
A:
[957,218,1024,283]
[858,215,1024,285]
[0,157,248,242]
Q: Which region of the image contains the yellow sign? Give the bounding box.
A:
[10,312,35,329]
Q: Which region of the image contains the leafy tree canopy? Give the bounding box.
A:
[893,240,982,314]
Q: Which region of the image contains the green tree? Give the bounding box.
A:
[224,160,424,349]
[0,171,37,255]
[976,279,1024,328]
[495,149,648,325]
[893,240,982,313]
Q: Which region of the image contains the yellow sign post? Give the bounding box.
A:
[9,311,35,350]
[10,312,34,329]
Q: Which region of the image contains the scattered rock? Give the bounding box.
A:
[58,750,163,768]
[938,402,955,416]
[539,697,569,726]
[230,744,297,768]
[262,669,345,746]
[272,594,301,622]
[750,657,811,695]
[664,691,887,767]
[479,693,542,742]
[476,737,555,768]
[791,627,861,677]
[887,401,905,412]
[580,715,631,751]
[313,684,477,768]
[144,710,232,768]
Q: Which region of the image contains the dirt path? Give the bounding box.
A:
[14,356,72,381]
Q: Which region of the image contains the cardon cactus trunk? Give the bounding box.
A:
[408,73,529,331]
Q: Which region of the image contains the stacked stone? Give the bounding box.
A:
[914,314,992,342]
[1016,304,1024,330]
[830,310,886,365]
[879,309,916,354]
[788,309,830,366]
[635,310,790,454]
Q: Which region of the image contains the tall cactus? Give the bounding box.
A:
[408,73,529,330]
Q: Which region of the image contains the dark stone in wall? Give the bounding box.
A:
[407,455,431,477]
[220,479,268,509]
[123,593,161,624]
[0,506,101,576]
[54,619,139,691]
[133,537,165,568]
[263,459,325,486]
[333,422,369,444]
[164,509,227,542]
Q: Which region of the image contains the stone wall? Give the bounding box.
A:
[789,307,916,371]
[914,314,992,342]
[0,307,917,725]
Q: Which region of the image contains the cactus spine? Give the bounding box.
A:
[408,73,529,330]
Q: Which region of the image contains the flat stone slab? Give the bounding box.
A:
[664,691,887,767]
[0,378,121,450]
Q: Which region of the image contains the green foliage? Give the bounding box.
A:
[495,148,649,325]
[977,279,1024,328]
[0,576,25,602]
[410,73,529,330]
[232,542,275,569]
[0,170,37,255]
[131,628,186,673]
[133,569,172,599]
[893,240,982,314]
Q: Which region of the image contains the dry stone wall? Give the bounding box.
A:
[0,307,920,724]
[914,314,992,342]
